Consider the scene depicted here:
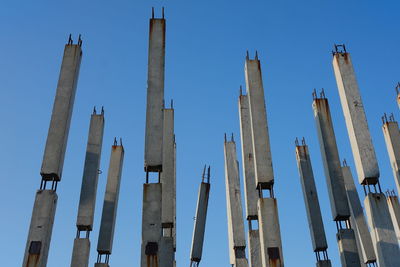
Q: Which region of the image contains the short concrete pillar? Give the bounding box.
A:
[337,229,361,267]
[159,236,174,267]
[71,238,90,267]
[248,230,262,267]
[316,260,332,267]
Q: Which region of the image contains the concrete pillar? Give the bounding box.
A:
[190,173,210,265]
[141,183,162,267]
[41,42,83,181]
[23,190,58,267]
[159,237,174,267]
[247,230,262,267]
[382,118,400,194]
[316,260,332,267]
[71,238,90,267]
[313,95,351,220]
[332,48,379,185]
[364,193,400,267]
[342,166,376,264]
[224,139,248,265]
[144,12,166,172]
[258,198,283,267]
[295,143,328,252]
[96,143,124,262]
[244,54,274,189]
[94,264,109,267]
[76,110,105,231]
[387,194,400,240]
[337,229,361,267]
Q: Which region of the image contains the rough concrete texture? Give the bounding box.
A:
[245,56,274,189]
[337,229,361,267]
[70,238,90,267]
[332,52,379,185]
[23,190,58,267]
[342,166,376,263]
[239,94,258,219]
[77,113,105,231]
[316,260,332,267]
[235,257,249,267]
[350,216,368,266]
[161,108,174,226]
[387,195,400,240]
[97,145,124,254]
[190,182,210,263]
[159,236,174,267]
[144,17,166,171]
[141,183,162,267]
[248,229,262,267]
[41,44,82,181]
[382,121,400,194]
[258,197,284,267]
[313,97,351,221]
[364,193,400,267]
[224,140,247,264]
[296,144,328,251]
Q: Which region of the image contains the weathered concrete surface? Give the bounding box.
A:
[159,236,174,267]
[23,190,58,267]
[70,238,90,267]
[364,193,400,267]
[258,197,284,267]
[235,257,249,267]
[144,17,166,172]
[94,263,109,267]
[316,260,332,267]
[224,140,247,264]
[190,182,210,263]
[239,94,258,219]
[350,215,368,266]
[245,56,274,189]
[41,44,82,181]
[161,108,174,227]
[337,229,361,267]
[387,195,400,240]
[77,112,105,231]
[295,144,328,252]
[313,97,350,221]
[141,183,162,267]
[248,230,262,267]
[342,166,376,263]
[97,145,124,254]
[332,52,379,185]
[382,120,400,194]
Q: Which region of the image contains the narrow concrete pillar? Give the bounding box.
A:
[258,198,284,267]
[245,54,274,189]
[23,190,58,267]
[316,260,332,267]
[337,229,361,267]
[382,118,400,194]
[71,238,90,267]
[248,230,262,267]
[332,47,379,185]
[190,169,210,265]
[387,194,400,240]
[96,142,124,263]
[94,264,109,267]
[41,41,83,182]
[295,143,328,251]
[312,95,351,220]
[144,12,166,172]
[159,237,174,267]
[141,183,162,267]
[342,165,376,264]
[172,140,177,251]
[364,193,400,267]
[224,139,248,265]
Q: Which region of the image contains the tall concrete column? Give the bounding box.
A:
[23,36,82,267]
[312,92,361,267]
[95,141,124,266]
[238,92,261,267]
[342,164,376,264]
[382,114,400,195]
[190,167,211,267]
[224,137,248,266]
[71,109,105,267]
[144,8,166,173]
[387,192,400,240]
[245,53,283,267]
[295,140,332,266]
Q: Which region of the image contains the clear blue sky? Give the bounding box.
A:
[1,1,400,266]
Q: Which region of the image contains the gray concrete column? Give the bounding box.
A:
[71,238,90,267]
[337,229,361,267]
[332,47,379,185]
[382,117,400,195]
[387,194,400,240]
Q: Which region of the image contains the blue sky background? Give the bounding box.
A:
[1,1,400,266]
